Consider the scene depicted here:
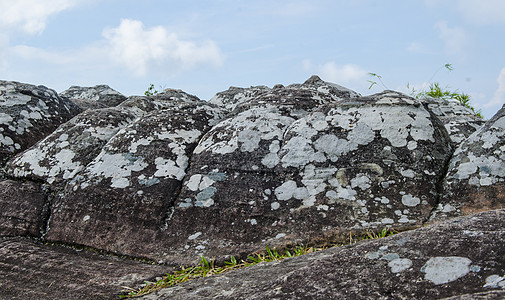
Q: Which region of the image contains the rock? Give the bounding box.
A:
[0,81,81,164]
[420,97,485,145]
[60,85,127,110]
[430,104,505,221]
[209,75,361,116]
[0,180,47,237]
[0,237,168,299]
[44,95,225,260]
[139,209,505,300]
[150,89,453,265]
[7,107,139,187]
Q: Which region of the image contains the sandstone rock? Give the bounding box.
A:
[152,89,453,265]
[140,209,505,300]
[0,81,81,164]
[60,85,127,110]
[0,180,47,237]
[0,237,168,299]
[44,96,225,260]
[421,97,485,145]
[430,104,505,221]
[7,107,139,187]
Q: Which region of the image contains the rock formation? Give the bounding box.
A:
[0,77,503,299]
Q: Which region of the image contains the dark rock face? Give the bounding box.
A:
[0,180,47,237]
[140,209,505,300]
[430,104,505,221]
[0,81,81,164]
[0,237,168,300]
[164,90,453,265]
[421,97,485,146]
[44,96,225,260]
[60,85,127,110]
[1,77,499,299]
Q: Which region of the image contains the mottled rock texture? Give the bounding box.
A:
[0,237,168,300]
[61,85,126,110]
[431,104,505,220]
[0,81,81,164]
[140,209,505,300]
[0,180,47,237]
[1,77,500,299]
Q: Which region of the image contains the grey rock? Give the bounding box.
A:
[140,209,505,300]
[60,85,127,110]
[156,90,452,265]
[44,97,225,260]
[421,97,485,146]
[7,107,139,187]
[430,104,505,221]
[0,81,81,164]
[0,237,168,300]
[0,180,47,237]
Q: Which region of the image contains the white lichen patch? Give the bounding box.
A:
[194,108,294,156]
[421,256,472,285]
[86,153,148,188]
[274,180,309,201]
[401,194,421,207]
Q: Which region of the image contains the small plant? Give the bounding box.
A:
[120,228,398,298]
[144,84,159,96]
[368,64,482,118]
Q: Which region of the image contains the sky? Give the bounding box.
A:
[1,0,504,119]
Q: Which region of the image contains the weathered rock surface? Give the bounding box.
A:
[43,93,225,260]
[431,104,505,221]
[60,85,127,110]
[0,180,47,237]
[421,97,485,145]
[0,237,168,300]
[140,209,505,300]
[0,77,498,299]
[0,81,81,164]
[163,89,453,265]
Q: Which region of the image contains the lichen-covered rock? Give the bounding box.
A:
[210,75,361,116]
[430,105,505,221]
[6,90,208,188]
[153,90,453,265]
[421,97,485,145]
[0,237,169,300]
[140,209,505,300]
[0,180,47,237]
[7,108,139,187]
[0,81,81,164]
[44,99,225,258]
[209,85,271,112]
[60,85,127,110]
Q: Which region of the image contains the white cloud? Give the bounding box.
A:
[486,67,505,108]
[303,60,368,85]
[0,0,79,34]
[434,21,469,55]
[102,19,224,76]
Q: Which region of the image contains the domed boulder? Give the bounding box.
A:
[0,81,81,164]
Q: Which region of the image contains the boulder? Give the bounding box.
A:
[150,89,453,265]
[60,85,127,110]
[0,180,47,237]
[44,95,225,260]
[0,81,81,164]
[430,104,505,221]
[420,97,485,145]
[7,107,139,187]
[0,237,168,299]
[139,209,505,300]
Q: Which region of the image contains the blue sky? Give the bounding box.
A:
[1,0,504,118]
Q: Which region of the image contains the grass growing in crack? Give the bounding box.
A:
[119,228,396,298]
